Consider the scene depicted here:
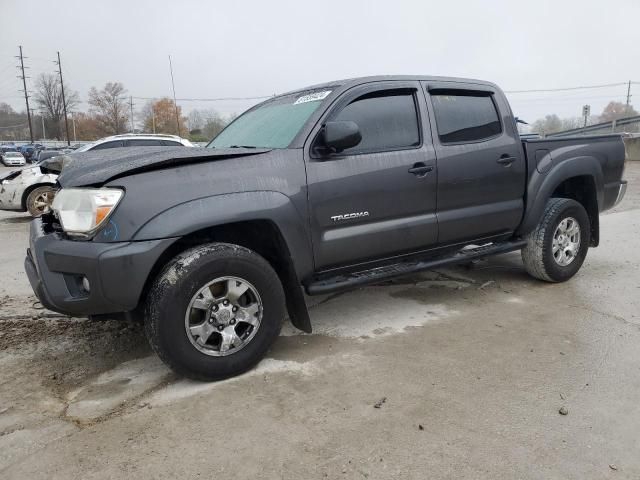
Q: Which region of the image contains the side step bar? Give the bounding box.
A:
[305,240,527,295]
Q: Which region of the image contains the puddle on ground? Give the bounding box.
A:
[148,353,362,407]
[284,281,460,339]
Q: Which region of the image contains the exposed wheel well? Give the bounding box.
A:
[551,175,599,246]
[21,183,56,211]
[139,220,312,332]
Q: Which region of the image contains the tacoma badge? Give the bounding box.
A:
[331,211,369,222]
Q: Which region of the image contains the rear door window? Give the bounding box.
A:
[430,92,502,143]
[126,139,163,146]
[162,140,184,146]
[91,140,125,150]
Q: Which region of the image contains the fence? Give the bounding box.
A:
[548,115,640,138]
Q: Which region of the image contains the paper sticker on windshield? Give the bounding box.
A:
[294,91,332,105]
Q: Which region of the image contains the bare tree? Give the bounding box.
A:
[88,82,129,135]
[187,109,204,132]
[531,114,563,135]
[33,73,79,140]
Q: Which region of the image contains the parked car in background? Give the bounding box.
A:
[19,144,37,161]
[1,145,18,154]
[0,133,195,217]
[73,133,195,151]
[35,149,63,163]
[1,151,26,166]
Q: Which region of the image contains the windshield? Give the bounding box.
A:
[207,89,332,149]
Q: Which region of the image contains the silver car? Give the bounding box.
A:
[1,151,26,166]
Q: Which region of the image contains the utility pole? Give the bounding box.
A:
[55,51,71,146]
[40,112,46,140]
[168,55,181,137]
[625,80,632,116]
[29,108,36,139]
[129,96,135,132]
[71,112,76,142]
[17,46,34,143]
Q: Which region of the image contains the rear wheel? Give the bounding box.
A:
[26,185,56,217]
[145,243,286,380]
[521,198,590,282]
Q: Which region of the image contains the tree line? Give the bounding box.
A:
[530,101,639,135]
[0,73,235,142]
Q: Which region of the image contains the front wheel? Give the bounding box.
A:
[521,198,590,282]
[145,243,286,381]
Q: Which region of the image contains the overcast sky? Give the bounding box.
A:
[1,0,638,124]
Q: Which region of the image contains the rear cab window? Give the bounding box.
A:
[430,91,502,143]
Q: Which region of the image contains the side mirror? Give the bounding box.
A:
[321,121,362,154]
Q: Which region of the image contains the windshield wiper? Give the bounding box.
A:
[228,145,257,149]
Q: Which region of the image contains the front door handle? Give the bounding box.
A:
[497,155,517,166]
[408,163,434,177]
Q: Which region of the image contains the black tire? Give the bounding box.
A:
[145,242,286,381]
[26,185,56,217]
[521,198,590,282]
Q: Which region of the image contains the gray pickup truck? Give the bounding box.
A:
[25,75,627,380]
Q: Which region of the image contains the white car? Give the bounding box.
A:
[1,151,26,166]
[74,133,194,151]
[0,134,195,217]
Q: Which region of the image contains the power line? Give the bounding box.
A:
[131,95,272,102]
[0,123,28,130]
[505,82,630,94]
[508,94,627,103]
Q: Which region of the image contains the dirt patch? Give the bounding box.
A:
[0,297,151,398]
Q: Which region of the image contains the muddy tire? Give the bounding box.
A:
[26,185,56,217]
[144,242,286,381]
[521,198,590,282]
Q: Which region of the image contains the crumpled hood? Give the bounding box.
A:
[56,146,272,187]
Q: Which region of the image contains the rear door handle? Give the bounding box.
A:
[497,155,517,166]
[408,163,434,177]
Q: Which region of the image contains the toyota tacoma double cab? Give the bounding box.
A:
[25,76,627,380]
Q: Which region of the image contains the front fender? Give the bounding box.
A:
[517,155,603,236]
[131,190,314,278]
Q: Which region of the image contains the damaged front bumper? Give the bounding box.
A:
[25,217,176,317]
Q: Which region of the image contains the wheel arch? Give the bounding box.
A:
[21,182,57,211]
[550,175,599,246]
[517,155,603,246]
[139,219,312,333]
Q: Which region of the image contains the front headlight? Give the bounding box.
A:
[51,188,123,237]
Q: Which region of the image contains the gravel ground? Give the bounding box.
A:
[0,163,638,479]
